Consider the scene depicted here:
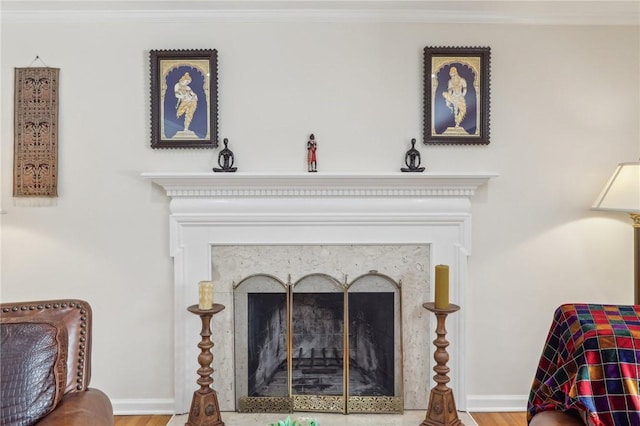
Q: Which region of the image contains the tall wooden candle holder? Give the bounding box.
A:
[421,302,463,426]
[186,304,226,426]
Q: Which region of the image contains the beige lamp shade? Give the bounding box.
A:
[592,162,640,213]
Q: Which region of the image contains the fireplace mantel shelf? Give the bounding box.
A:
[142,172,497,198]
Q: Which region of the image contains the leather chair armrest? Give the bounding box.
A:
[35,389,113,426]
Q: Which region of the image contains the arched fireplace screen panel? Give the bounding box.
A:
[234,274,289,411]
[345,273,403,414]
[234,272,403,414]
[291,274,346,413]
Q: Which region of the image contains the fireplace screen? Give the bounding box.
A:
[234,272,403,414]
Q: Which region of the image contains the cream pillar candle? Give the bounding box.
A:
[198,280,214,310]
[434,265,449,309]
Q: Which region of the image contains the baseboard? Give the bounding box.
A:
[466,394,528,412]
[111,398,176,415]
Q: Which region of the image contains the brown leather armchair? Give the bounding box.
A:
[0,299,114,426]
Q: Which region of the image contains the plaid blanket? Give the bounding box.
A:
[527,304,640,425]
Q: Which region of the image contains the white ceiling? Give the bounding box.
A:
[2,0,639,24]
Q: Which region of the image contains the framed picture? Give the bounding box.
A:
[150,49,218,149]
[423,46,491,145]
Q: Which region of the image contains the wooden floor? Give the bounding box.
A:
[471,411,528,425]
[114,416,172,426]
[114,412,528,425]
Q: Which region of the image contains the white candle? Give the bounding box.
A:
[198,281,214,309]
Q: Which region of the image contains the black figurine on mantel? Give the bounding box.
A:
[401,138,425,172]
[213,138,237,172]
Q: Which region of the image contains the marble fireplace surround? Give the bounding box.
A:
[142,172,495,414]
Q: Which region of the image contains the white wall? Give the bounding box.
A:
[1,18,638,413]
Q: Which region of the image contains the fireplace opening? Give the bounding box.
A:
[235,271,403,414]
[291,292,344,396]
[348,292,394,397]
[247,292,287,397]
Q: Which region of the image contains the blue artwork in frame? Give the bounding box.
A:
[150,49,218,149]
[433,63,478,136]
[424,46,491,145]
[162,66,208,140]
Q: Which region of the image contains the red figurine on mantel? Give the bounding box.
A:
[307,133,317,172]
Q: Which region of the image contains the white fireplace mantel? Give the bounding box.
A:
[142,172,496,198]
[142,171,497,414]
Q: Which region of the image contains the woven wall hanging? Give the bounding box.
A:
[13,67,60,198]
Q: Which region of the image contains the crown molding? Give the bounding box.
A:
[2,1,638,25]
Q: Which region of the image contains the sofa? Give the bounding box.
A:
[527,303,640,426]
[0,299,113,426]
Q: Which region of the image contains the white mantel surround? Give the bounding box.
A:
[142,172,496,414]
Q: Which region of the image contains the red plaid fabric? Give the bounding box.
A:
[527,304,640,425]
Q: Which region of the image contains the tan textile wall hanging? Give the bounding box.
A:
[13,67,60,198]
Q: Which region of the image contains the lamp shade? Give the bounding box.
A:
[592,162,640,213]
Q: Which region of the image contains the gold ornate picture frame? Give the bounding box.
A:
[423,46,491,145]
[150,49,218,149]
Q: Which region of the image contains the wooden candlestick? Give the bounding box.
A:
[186,304,226,426]
[421,302,463,426]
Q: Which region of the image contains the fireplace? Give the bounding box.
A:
[229,245,413,413]
[235,273,401,413]
[142,172,494,414]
